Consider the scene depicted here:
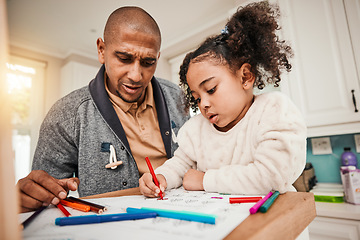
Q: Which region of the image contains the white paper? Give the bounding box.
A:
[20,188,262,240]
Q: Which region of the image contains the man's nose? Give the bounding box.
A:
[127,61,142,82]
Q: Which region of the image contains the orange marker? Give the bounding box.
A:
[60,199,90,212]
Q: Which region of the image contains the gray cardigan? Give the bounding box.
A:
[32,65,189,197]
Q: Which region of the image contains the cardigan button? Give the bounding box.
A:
[121,146,125,150]
[165,131,169,136]
[122,181,127,186]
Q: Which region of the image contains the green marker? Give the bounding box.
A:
[259,191,280,213]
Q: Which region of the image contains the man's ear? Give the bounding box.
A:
[238,63,255,89]
[96,38,105,64]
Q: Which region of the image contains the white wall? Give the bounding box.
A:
[60,61,99,97]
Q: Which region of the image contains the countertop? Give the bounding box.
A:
[311,183,360,221]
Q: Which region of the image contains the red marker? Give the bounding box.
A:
[145,157,164,200]
[56,203,71,217]
[229,197,263,204]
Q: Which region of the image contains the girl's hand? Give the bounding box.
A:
[182,169,205,191]
[139,173,167,198]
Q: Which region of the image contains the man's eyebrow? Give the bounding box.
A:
[142,57,157,61]
[114,51,132,57]
[114,51,156,61]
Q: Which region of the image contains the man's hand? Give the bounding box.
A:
[182,169,205,191]
[139,173,166,198]
[17,170,79,212]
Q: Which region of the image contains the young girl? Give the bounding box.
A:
[139,1,306,197]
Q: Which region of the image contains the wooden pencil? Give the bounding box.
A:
[67,196,107,213]
[21,206,47,229]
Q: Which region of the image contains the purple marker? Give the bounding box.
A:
[249,191,273,214]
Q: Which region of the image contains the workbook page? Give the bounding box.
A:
[20,188,263,240]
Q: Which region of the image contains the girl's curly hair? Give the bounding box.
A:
[179,1,293,112]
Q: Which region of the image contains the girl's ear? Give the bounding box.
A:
[238,63,255,89]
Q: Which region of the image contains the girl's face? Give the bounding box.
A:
[186,60,254,132]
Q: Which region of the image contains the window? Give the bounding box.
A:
[6,56,46,182]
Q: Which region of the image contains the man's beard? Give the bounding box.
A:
[116,90,143,103]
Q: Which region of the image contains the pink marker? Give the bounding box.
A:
[249,191,273,214]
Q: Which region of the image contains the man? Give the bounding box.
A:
[17,6,189,212]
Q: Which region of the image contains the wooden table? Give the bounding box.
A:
[83,188,316,240]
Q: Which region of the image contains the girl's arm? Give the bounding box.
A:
[155,146,197,190]
[155,120,198,190]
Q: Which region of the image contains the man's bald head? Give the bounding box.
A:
[104,6,161,49]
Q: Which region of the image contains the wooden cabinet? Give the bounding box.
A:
[277,0,360,137]
[309,200,360,240]
[309,216,360,240]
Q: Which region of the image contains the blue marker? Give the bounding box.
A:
[126,207,216,224]
[55,212,157,226]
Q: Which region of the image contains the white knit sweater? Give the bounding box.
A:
[155,91,307,194]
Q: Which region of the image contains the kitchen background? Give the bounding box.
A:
[4,0,360,239]
[307,134,360,183]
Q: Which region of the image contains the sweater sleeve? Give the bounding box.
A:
[155,120,197,190]
[32,97,79,179]
[203,92,307,194]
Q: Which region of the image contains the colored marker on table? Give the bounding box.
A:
[145,157,164,200]
[60,199,90,212]
[21,206,47,229]
[249,191,273,214]
[259,191,280,213]
[126,207,216,224]
[229,196,263,204]
[66,196,107,213]
[56,203,71,217]
[55,212,157,226]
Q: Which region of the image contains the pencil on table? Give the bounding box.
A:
[60,199,90,212]
[21,206,47,229]
[66,196,107,213]
[56,203,71,217]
